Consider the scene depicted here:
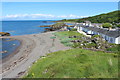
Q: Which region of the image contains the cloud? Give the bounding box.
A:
[2,14,87,20]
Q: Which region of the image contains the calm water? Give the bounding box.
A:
[2,20,55,36]
[0,38,21,58]
[1,20,55,58]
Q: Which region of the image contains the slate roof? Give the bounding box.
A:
[78,24,120,38]
[106,30,120,38]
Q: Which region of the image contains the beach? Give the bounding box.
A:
[1,31,71,78]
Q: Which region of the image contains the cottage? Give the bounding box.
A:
[105,30,120,44]
[84,21,92,26]
[76,24,120,44]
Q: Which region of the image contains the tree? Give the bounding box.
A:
[116,24,120,28]
[102,23,112,28]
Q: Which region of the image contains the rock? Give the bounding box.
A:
[17,71,26,76]
[45,28,55,32]
[0,32,10,36]
[13,44,16,46]
[0,50,7,53]
[39,25,51,27]
[73,36,77,38]
[77,40,81,42]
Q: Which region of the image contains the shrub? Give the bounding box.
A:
[86,43,96,48]
[91,35,101,38]
[72,43,81,48]
[71,28,77,31]
[102,23,112,28]
[107,44,120,53]
[116,24,120,28]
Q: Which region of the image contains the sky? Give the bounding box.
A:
[1,2,118,20]
[1,0,119,2]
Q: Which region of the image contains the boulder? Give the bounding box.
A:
[0,32,10,36]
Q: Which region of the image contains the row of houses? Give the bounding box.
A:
[75,23,120,44]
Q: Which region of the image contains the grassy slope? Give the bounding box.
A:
[24,31,118,78]
[24,48,118,78]
[61,10,119,23]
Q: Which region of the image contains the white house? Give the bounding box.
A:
[105,30,120,44]
[76,23,120,44]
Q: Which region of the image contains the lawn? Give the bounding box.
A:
[24,48,118,78]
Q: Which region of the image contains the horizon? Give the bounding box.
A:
[1,10,118,21]
[1,19,59,21]
[2,2,118,20]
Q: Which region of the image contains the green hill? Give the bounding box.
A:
[61,10,119,23]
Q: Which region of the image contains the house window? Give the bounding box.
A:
[110,37,114,43]
[105,36,107,40]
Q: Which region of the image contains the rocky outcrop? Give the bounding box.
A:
[38,25,52,27]
[40,22,74,32]
[0,32,10,36]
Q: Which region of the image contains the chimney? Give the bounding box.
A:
[109,27,112,30]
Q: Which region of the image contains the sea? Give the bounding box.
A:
[0,20,56,58]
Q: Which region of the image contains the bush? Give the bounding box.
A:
[61,38,72,43]
[72,43,81,48]
[116,24,120,28]
[71,28,77,31]
[107,44,120,53]
[102,23,112,28]
[64,42,73,46]
[91,35,101,39]
[86,43,96,48]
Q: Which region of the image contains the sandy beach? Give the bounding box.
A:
[0,31,71,78]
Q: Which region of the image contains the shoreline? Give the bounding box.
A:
[1,34,36,74]
[1,31,55,62]
[1,31,49,63]
[2,38,23,63]
[0,31,46,38]
[1,31,71,78]
[1,34,35,73]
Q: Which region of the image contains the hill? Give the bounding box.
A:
[61,10,119,23]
